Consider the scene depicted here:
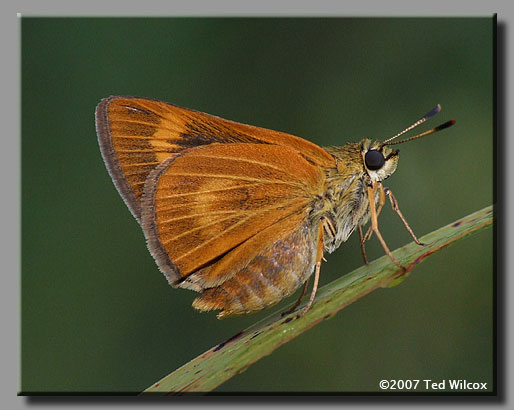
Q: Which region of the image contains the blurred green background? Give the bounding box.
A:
[21,17,493,393]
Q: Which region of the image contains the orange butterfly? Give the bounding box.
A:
[96,96,454,318]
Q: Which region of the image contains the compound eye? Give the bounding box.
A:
[365,149,385,170]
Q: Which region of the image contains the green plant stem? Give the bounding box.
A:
[142,205,493,394]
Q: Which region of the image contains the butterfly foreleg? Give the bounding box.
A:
[363,181,386,242]
[384,187,426,246]
[367,182,405,271]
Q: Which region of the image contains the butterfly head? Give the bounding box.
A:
[360,139,399,184]
[358,105,456,184]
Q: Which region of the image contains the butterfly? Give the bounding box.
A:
[96,96,454,318]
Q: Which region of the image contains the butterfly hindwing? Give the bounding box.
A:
[140,143,326,289]
[192,216,319,318]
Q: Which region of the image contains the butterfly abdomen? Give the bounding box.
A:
[192,223,318,318]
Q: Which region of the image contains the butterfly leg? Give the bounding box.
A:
[297,219,324,316]
[282,280,309,316]
[384,187,426,246]
[367,182,405,271]
[358,225,369,265]
[363,181,386,242]
[285,219,324,317]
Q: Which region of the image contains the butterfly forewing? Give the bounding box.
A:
[140,143,326,289]
[96,96,334,222]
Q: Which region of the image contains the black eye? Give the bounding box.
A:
[365,150,385,170]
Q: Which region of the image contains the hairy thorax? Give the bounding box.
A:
[315,143,377,254]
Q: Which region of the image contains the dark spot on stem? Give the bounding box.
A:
[250,331,262,340]
[452,221,462,227]
[213,331,244,352]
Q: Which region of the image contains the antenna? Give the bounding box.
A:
[384,119,456,146]
[382,104,455,146]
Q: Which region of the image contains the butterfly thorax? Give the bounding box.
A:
[317,139,399,253]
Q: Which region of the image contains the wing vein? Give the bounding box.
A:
[133,100,172,119]
[171,201,305,262]
[116,149,174,153]
[160,173,303,187]
[156,182,271,200]
[113,134,185,140]
[111,119,167,127]
[162,213,244,245]
[122,161,161,168]
[190,154,299,177]
[159,209,238,224]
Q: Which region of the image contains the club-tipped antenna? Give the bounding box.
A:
[382,104,441,145]
[384,119,456,146]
